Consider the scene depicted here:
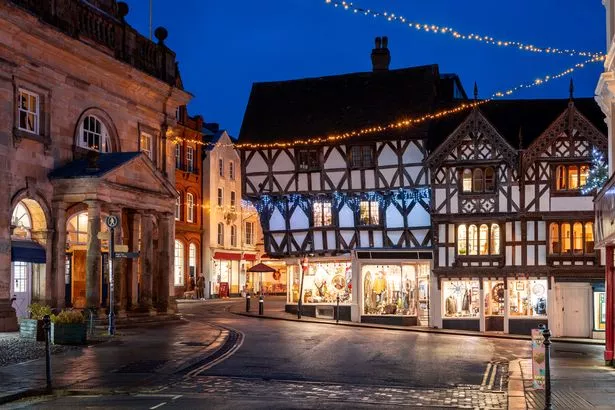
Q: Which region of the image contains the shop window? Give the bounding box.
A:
[442,280,480,318]
[359,200,379,225]
[18,89,39,134]
[217,223,224,246]
[313,201,332,227]
[462,169,472,192]
[553,164,590,192]
[297,149,320,171]
[350,145,374,168]
[484,280,505,316]
[508,279,547,317]
[245,221,254,245]
[174,240,184,286]
[298,262,352,304]
[457,225,467,255]
[594,291,606,331]
[362,263,430,317]
[460,167,495,194]
[479,224,489,255]
[186,193,194,223]
[549,221,595,255]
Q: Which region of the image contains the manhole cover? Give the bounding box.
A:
[116,360,168,373]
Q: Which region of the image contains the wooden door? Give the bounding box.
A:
[72,250,87,308]
[562,285,591,338]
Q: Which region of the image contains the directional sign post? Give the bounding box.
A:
[104,215,118,336]
[114,252,140,259]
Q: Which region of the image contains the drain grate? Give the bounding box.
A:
[115,359,168,373]
[177,329,241,375]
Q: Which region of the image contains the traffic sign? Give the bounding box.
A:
[114,244,129,253]
[115,252,139,259]
[105,215,119,229]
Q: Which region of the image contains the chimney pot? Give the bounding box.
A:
[371,36,391,72]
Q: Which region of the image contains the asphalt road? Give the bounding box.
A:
[7,299,606,409]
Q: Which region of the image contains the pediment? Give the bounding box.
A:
[102,155,177,198]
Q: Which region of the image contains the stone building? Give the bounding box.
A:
[0,0,191,330]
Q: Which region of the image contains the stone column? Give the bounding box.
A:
[109,207,124,316]
[157,212,172,312]
[126,211,141,309]
[0,181,16,331]
[167,208,177,313]
[42,229,54,305]
[85,200,101,311]
[52,202,67,308]
[139,212,154,312]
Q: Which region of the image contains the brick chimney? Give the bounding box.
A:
[371,36,390,72]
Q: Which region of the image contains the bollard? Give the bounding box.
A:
[42,314,52,391]
[259,295,264,316]
[542,325,552,410]
[336,295,340,324]
[246,294,251,312]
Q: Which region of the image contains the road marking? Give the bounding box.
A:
[185,325,245,378]
[150,402,167,409]
[487,363,497,389]
[172,395,182,400]
[480,363,492,387]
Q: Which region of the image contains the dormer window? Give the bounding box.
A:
[554,164,589,192]
[297,149,320,171]
[460,167,496,193]
[79,115,110,152]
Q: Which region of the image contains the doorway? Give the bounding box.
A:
[10,262,31,319]
[562,284,591,338]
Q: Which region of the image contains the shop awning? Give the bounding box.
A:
[11,239,46,263]
[243,253,257,261]
[247,263,277,273]
[213,252,242,261]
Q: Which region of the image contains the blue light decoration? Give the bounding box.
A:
[395,187,430,203]
[254,194,272,214]
[582,147,608,195]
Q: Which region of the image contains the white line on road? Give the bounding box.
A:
[487,363,497,389]
[150,402,167,409]
[480,363,492,387]
[172,395,182,401]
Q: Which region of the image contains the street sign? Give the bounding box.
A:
[114,244,129,253]
[115,252,139,259]
[97,232,109,240]
[531,328,546,389]
[105,215,119,229]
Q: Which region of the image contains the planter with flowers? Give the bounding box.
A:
[51,310,87,345]
[20,303,52,341]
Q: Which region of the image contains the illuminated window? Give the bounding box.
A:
[556,165,566,190]
[554,164,590,192]
[562,223,571,253]
[549,221,595,255]
[458,224,467,255]
[189,243,197,276]
[174,240,184,286]
[359,200,379,225]
[468,224,478,255]
[13,262,27,293]
[462,169,472,192]
[550,223,559,253]
[18,89,39,134]
[573,222,583,254]
[461,167,495,193]
[11,202,32,240]
[186,193,194,223]
[140,133,152,159]
[313,201,332,227]
[479,224,489,255]
[490,224,500,255]
[580,165,589,187]
[585,222,594,253]
[472,169,484,192]
[80,115,110,152]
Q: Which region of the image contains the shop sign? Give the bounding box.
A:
[531,328,546,389]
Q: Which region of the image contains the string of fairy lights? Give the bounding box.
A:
[324,0,603,59]
[169,54,604,150]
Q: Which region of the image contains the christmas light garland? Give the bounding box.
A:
[168,56,603,150]
[581,147,609,195]
[324,0,603,59]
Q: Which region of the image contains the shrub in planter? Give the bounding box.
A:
[51,310,87,345]
[20,303,52,341]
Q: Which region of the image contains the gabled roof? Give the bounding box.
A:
[239,64,466,143]
[48,152,140,179]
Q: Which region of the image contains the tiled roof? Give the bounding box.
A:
[48,152,141,179]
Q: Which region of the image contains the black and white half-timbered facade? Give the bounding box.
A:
[239,39,467,325]
[428,96,608,337]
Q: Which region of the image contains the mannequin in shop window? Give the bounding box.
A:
[446,295,457,316]
[462,288,471,313]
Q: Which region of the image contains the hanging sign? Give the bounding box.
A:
[531,328,546,389]
[114,244,128,253]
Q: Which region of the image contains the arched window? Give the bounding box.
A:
[468,224,478,255]
[561,223,571,253]
[189,243,197,277]
[66,212,108,246]
[79,115,110,152]
[174,240,184,286]
[472,169,484,192]
[457,224,467,255]
[479,224,489,255]
[11,202,32,240]
[462,169,472,192]
[573,222,583,254]
[585,222,594,253]
[568,165,579,190]
[485,167,495,192]
[186,193,194,223]
[231,225,237,247]
[556,165,566,190]
[217,223,224,245]
[550,223,560,254]
[490,224,500,255]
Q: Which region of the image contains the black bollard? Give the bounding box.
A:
[42,314,52,391]
[336,295,340,324]
[246,294,251,312]
[542,326,552,410]
[259,295,264,315]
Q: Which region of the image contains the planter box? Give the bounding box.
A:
[51,322,87,345]
[19,319,45,341]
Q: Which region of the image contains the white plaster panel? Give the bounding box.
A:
[246,152,268,173]
[275,173,293,192]
[438,224,446,242]
[311,173,321,191]
[340,230,354,247]
[499,192,506,211]
[527,246,535,265]
[373,232,383,248]
[272,233,285,248]
[339,205,354,228]
[364,170,375,190]
[537,221,546,241]
[539,185,550,211]
[381,168,396,187]
[403,142,423,164]
[525,185,535,211]
[512,188,519,209]
[290,208,309,230]
[293,232,307,250]
[297,174,308,191]
[515,221,521,241]
[247,175,266,194]
[435,188,446,212]
[326,231,336,250]
[448,248,455,266]
[313,231,324,250]
[378,144,397,166]
[408,205,430,227]
[272,150,294,172]
[269,208,285,231]
[412,229,428,246]
[538,245,546,265]
[515,246,522,265]
[506,246,512,265]
[438,247,446,267]
[550,196,594,212]
[506,222,512,240]
[406,166,422,185]
[327,171,344,189]
[324,148,344,168]
[527,222,534,241]
[350,170,361,190]
[388,230,402,246]
[450,195,458,213]
[360,231,369,247]
[386,205,403,228]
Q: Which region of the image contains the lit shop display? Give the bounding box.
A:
[246,261,287,295]
[508,279,548,317]
[362,263,429,316]
[442,280,480,318]
[289,262,352,304]
[484,280,505,316]
[594,291,606,331]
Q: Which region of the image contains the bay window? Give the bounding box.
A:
[460,167,496,193]
[457,223,500,255]
[549,221,595,255]
[554,164,589,192]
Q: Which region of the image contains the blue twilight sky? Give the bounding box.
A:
[125,0,606,138]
